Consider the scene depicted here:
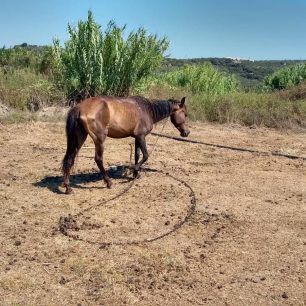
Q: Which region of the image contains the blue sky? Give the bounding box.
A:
[0,0,306,59]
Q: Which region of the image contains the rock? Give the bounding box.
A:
[282,292,288,299]
[26,98,41,112]
[0,103,10,117]
[14,240,21,246]
[59,276,69,285]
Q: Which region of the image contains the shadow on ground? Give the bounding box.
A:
[34,165,158,194]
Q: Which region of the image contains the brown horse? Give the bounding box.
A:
[62,96,189,194]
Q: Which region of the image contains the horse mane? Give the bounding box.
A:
[131,96,178,123]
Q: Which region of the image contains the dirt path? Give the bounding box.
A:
[0,122,305,305]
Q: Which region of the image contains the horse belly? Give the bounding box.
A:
[107,124,135,138]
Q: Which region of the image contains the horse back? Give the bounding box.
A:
[78,96,152,138]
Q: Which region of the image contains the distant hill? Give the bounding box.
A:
[163,57,306,88]
[2,44,305,89]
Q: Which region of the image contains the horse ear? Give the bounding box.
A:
[179,97,186,107]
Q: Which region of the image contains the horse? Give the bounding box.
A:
[62,96,190,194]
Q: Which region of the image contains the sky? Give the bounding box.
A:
[0,0,306,60]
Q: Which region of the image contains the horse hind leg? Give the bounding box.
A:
[94,136,113,189]
[62,127,87,194]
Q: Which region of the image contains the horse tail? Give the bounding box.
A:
[62,106,83,174]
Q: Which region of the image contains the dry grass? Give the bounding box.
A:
[0,121,305,305]
[0,67,65,111]
[188,92,306,128]
[276,81,306,101]
[135,83,306,129]
[0,107,67,124]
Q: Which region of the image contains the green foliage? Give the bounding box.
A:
[164,58,305,89]
[39,46,58,75]
[264,63,306,90]
[187,92,306,128]
[53,10,169,98]
[0,45,44,71]
[135,78,306,128]
[159,63,238,95]
[0,67,64,110]
[0,13,305,128]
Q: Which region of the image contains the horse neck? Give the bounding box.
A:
[150,100,173,123]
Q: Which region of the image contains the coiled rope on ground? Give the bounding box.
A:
[58,169,196,248]
[57,126,304,248]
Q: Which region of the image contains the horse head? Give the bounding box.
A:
[170,97,190,137]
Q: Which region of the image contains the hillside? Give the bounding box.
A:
[1,44,305,89]
[164,57,306,88]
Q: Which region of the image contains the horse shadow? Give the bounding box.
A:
[34,165,158,194]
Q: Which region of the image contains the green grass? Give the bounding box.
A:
[135,83,306,128]
[151,63,238,96]
[0,67,65,110]
[1,66,305,128]
[189,91,306,128]
[0,109,38,124]
[264,63,306,90]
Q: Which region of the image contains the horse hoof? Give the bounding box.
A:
[65,187,73,194]
[107,181,113,189]
[133,171,141,179]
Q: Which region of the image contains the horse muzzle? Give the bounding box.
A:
[180,130,190,137]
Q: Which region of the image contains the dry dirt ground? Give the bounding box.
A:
[0,121,305,305]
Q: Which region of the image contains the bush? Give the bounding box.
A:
[0,45,44,71]
[134,71,306,128]
[53,10,169,99]
[187,91,306,128]
[264,63,306,90]
[276,81,306,101]
[0,67,65,110]
[161,63,238,95]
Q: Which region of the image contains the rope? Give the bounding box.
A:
[57,118,198,248]
[127,118,169,161]
[57,169,196,248]
[148,118,169,157]
[151,132,306,161]
[57,123,304,247]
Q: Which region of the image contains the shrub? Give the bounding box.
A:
[161,63,238,95]
[0,46,43,71]
[264,63,306,90]
[53,10,169,99]
[188,91,306,127]
[276,81,306,101]
[0,67,65,110]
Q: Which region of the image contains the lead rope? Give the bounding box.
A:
[58,169,196,248]
[128,117,169,169]
[148,118,169,157]
[57,116,198,247]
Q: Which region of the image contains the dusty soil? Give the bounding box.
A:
[0,121,305,305]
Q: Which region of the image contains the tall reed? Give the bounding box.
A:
[53,11,169,99]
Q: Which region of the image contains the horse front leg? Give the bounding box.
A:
[133,138,141,178]
[133,135,148,179]
[94,137,113,189]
